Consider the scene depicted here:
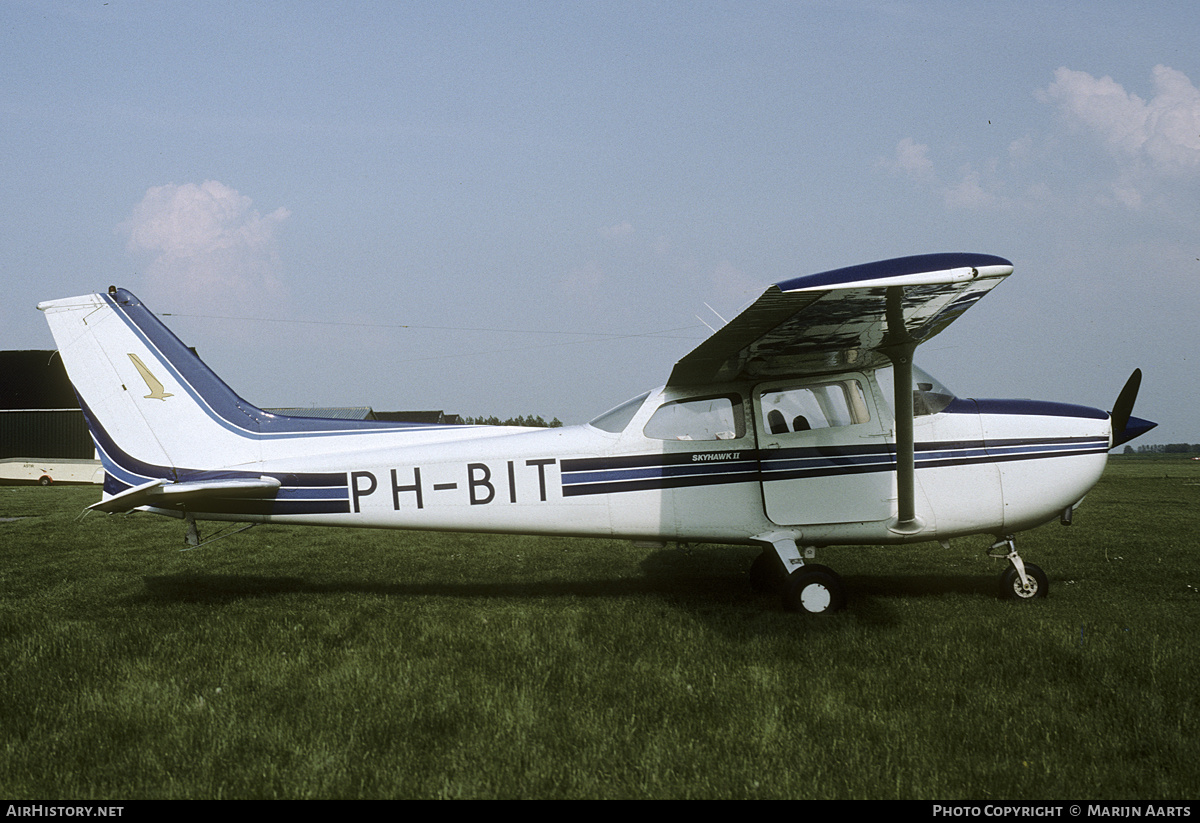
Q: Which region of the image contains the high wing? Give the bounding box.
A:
[668,252,1014,387]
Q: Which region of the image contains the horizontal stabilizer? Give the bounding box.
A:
[90,476,282,514]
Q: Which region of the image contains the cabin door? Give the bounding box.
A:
[754,375,895,526]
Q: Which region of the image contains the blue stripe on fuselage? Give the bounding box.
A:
[82,396,352,516]
[559,435,1109,497]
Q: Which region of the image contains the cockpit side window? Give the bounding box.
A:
[759,380,870,434]
[643,394,745,441]
[875,365,956,417]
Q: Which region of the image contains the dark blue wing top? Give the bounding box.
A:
[668,253,1013,386]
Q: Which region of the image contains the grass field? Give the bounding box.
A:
[1,456,1197,799]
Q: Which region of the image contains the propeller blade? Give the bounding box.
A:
[1110,369,1151,447]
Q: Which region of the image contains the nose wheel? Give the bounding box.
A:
[1001,564,1048,600]
[990,536,1048,601]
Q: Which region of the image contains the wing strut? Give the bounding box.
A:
[881,286,920,533]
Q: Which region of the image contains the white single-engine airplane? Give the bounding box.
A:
[40,253,1155,613]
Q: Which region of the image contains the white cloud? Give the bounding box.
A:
[886,66,1200,214]
[886,138,1004,210]
[943,169,996,210]
[1110,184,1144,209]
[1008,135,1034,162]
[1038,65,1200,174]
[887,137,935,182]
[121,181,291,302]
[598,221,635,239]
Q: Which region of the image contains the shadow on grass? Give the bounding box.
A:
[135,572,693,603]
[135,547,1004,615]
[848,572,1001,599]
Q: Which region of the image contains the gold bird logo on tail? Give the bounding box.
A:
[127,353,174,400]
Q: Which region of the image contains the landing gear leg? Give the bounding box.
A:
[185,513,201,548]
[180,513,256,551]
[989,535,1048,601]
[758,536,846,614]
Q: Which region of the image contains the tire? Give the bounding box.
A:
[38,476,52,486]
[1000,563,1048,601]
[782,566,846,614]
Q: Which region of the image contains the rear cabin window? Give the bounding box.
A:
[643,395,744,441]
[760,380,870,435]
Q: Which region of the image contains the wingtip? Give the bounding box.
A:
[776,252,1013,293]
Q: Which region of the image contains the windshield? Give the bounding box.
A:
[875,364,957,417]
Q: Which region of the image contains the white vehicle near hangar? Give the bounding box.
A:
[0,457,102,486]
[38,253,1155,613]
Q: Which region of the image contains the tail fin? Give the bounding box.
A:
[39,289,267,494]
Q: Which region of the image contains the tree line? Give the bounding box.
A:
[459,414,563,428]
[1123,443,1200,454]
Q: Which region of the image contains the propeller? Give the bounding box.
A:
[1109,369,1157,447]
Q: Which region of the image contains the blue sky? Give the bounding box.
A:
[3,1,1197,443]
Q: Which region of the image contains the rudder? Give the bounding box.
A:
[38,289,265,494]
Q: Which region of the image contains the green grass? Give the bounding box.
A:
[1,456,1198,798]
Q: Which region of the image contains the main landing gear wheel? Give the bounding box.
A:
[782,565,846,614]
[1000,563,1048,601]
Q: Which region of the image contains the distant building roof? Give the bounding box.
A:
[2,350,463,427]
[375,410,446,424]
[265,407,377,421]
